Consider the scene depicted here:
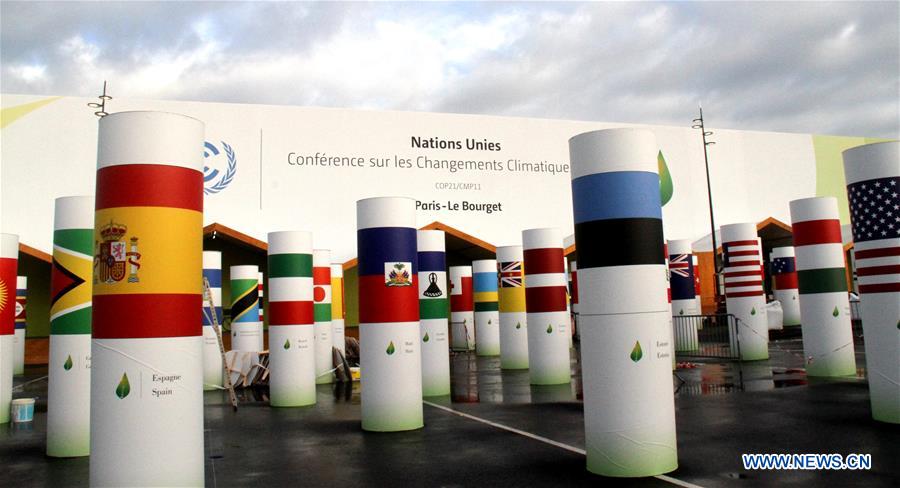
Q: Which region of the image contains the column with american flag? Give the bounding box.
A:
[770,246,801,326]
[843,141,899,424]
[789,197,856,377]
[569,128,676,477]
[668,239,699,351]
[497,246,528,369]
[522,227,571,386]
[449,265,474,351]
[721,222,770,360]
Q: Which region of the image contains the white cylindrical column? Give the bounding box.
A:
[230,265,260,352]
[721,223,769,360]
[14,276,27,375]
[449,266,474,350]
[473,259,500,356]
[313,249,334,384]
[417,230,450,396]
[668,239,699,351]
[0,233,19,424]
[202,251,224,390]
[331,264,346,354]
[770,247,801,326]
[257,271,265,351]
[497,245,528,369]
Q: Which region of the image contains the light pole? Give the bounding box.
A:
[692,104,721,312]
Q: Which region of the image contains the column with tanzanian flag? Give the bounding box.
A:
[267,231,316,407]
[89,112,204,486]
[473,259,500,356]
[330,264,345,354]
[47,196,93,457]
[0,233,19,424]
[497,246,528,369]
[417,230,450,396]
[230,265,260,352]
[789,197,856,377]
[14,276,26,375]
[313,249,333,384]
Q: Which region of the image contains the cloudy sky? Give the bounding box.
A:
[2,1,897,138]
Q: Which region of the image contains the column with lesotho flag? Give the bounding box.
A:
[417,229,450,396]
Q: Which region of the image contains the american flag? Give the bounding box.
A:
[723,240,763,298]
[499,261,522,288]
[669,254,691,278]
[848,176,900,294]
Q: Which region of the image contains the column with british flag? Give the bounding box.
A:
[0,233,18,424]
[473,259,500,356]
[789,197,856,377]
[497,246,528,369]
[449,265,474,351]
[523,227,571,385]
[357,197,422,431]
[14,276,26,375]
[843,141,899,423]
[267,231,316,407]
[417,230,450,396]
[770,246,801,326]
[668,239,699,351]
[90,112,204,486]
[721,222,770,360]
[569,128,676,477]
[313,250,334,384]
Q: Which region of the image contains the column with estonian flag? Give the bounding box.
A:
[14,276,26,375]
[497,246,528,369]
[47,196,93,457]
[449,266,474,351]
[230,265,260,352]
[267,231,316,407]
[357,197,423,431]
[202,251,223,390]
[522,227,570,385]
[90,112,204,486]
[0,233,19,424]
[843,141,899,423]
[313,249,333,384]
[789,197,856,376]
[721,223,770,360]
[668,239,699,351]
[570,129,676,476]
[331,264,346,354]
[417,230,450,396]
[473,259,500,356]
[770,247,801,326]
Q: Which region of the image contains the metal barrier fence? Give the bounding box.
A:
[673,314,742,360]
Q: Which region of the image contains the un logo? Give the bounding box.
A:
[203,141,237,195]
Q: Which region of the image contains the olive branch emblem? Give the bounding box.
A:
[204,141,237,195]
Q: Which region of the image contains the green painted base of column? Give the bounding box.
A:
[500,360,529,370]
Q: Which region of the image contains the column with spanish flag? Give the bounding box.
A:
[90,112,204,486]
[47,196,93,457]
[497,245,528,369]
[473,259,500,356]
[789,197,856,376]
[522,227,570,385]
[449,266,474,351]
[357,197,422,431]
[0,233,19,424]
[770,246,801,326]
[570,129,676,477]
[843,141,900,423]
[202,251,223,390]
[313,249,333,384]
[14,276,26,375]
[330,264,346,354]
[417,230,450,396]
[721,222,770,360]
[267,231,316,407]
[230,265,260,352]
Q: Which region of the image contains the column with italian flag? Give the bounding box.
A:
[570,129,677,476]
[417,230,450,396]
[770,246,801,326]
[789,197,856,376]
[267,231,316,407]
[473,259,500,356]
[357,197,422,431]
[843,141,899,423]
[14,276,26,375]
[721,222,769,360]
[449,266,474,351]
[522,227,570,385]
[90,112,204,486]
[313,249,333,384]
[330,264,346,354]
[497,245,528,369]
[47,196,93,457]
[202,251,223,390]
[0,233,19,423]
[230,265,260,352]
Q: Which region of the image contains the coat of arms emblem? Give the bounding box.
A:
[384,262,412,287]
[94,220,141,284]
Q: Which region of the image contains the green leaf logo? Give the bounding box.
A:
[423,332,430,343]
[386,341,396,355]
[283,339,290,350]
[63,355,73,371]
[832,306,840,317]
[546,323,553,334]
[751,307,757,316]
[515,322,521,329]
[116,373,131,399]
[630,341,643,362]
[678,309,684,315]
[658,151,674,206]
[488,319,492,325]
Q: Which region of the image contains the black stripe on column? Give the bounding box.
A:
[574,217,664,269]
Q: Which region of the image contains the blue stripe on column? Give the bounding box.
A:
[357,227,418,276]
[203,269,222,287]
[473,272,498,292]
[572,171,662,223]
[418,251,445,272]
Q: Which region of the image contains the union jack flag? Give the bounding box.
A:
[499,261,522,288]
[669,254,691,278]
